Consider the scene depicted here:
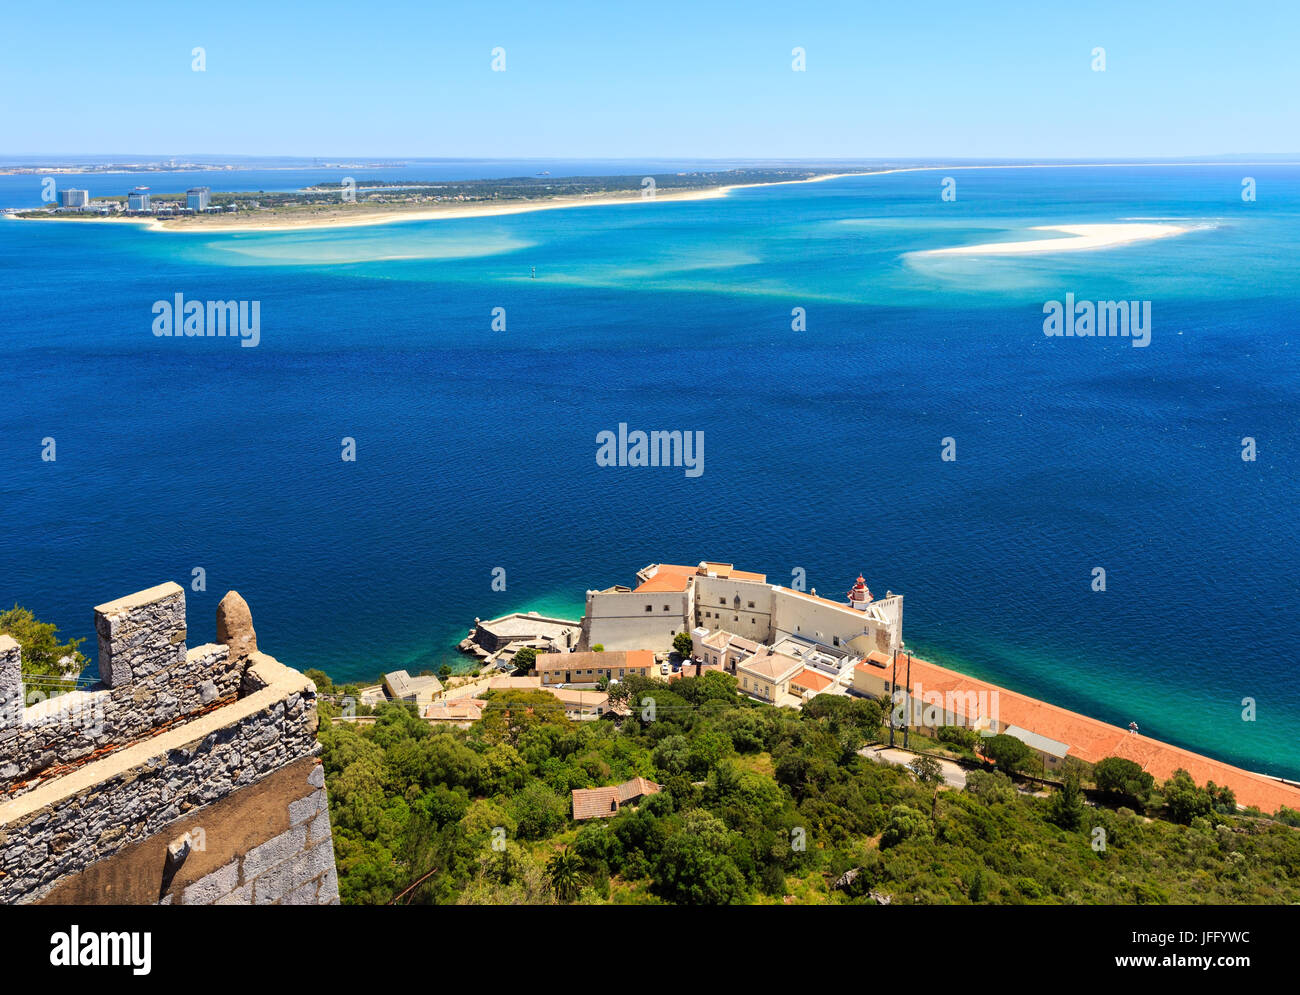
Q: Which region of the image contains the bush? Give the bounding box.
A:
[1094,756,1155,806]
[880,804,931,848]
[981,734,1033,775]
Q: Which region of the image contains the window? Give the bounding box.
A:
[644,604,652,612]
[718,598,726,606]
[747,601,755,609]
[833,636,840,646]
[663,605,670,612]
[733,615,739,622]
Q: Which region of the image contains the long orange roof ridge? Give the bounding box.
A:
[899,655,1300,814]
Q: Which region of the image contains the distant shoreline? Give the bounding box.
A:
[5,160,1295,235]
[2,170,869,234]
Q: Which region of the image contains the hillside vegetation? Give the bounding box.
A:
[314,671,1300,905]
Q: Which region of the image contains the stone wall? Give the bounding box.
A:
[0,583,243,801]
[0,584,340,905]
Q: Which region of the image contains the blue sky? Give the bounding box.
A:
[3,0,1296,158]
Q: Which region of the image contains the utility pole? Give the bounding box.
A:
[889,646,898,748]
[902,645,912,750]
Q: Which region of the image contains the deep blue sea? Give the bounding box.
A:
[1,160,1296,779]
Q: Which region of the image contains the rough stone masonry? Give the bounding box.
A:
[0,583,340,905]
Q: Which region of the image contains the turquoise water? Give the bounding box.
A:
[1,162,1296,779]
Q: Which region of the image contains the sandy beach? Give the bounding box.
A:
[4,162,1264,236]
[3,171,869,235]
[917,222,1192,257]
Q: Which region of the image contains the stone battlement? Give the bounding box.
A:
[0,584,339,905]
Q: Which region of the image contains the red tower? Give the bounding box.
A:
[847,575,872,611]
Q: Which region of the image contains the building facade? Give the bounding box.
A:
[584,561,904,659]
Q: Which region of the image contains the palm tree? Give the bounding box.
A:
[545,846,588,903]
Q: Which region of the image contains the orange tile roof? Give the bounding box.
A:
[424,698,487,721]
[791,668,834,693]
[738,649,804,682]
[617,777,661,802]
[893,655,1300,814]
[649,562,768,583]
[571,787,620,821]
[534,649,655,672]
[572,778,662,820]
[635,572,691,593]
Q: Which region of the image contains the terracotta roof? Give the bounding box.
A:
[572,778,662,820]
[738,649,804,683]
[424,699,486,721]
[791,668,834,693]
[571,787,620,821]
[534,649,655,672]
[617,777,660,802]
[647,562,767,583]
[635,572,691,593]
[893,655,1300,814]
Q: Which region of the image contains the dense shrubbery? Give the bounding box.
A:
[318,674,1300,905]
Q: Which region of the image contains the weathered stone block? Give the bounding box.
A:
[308,809,331,847]
[241,824,306,881]
[182,858,240,905]
[93,582,187,688]
[0,636,21,730]
[288,788,326,826]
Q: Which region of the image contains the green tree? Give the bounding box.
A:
[0,605,86,679]
[880,804,932,848]
[545,846,588,902]
[509,782,568,840]
[982,734,1033,775]
[1046,769,1086,830]
[512,646,537,675]
[304,668,335,693]
[653,734,691,776]
[672,632,694,657]
[1093,756,1155,806]
[1162,769,1214,825]
[969,867,988,902]
[653,811,746,904]
[964,769,1017,805]
[909,755,944,785]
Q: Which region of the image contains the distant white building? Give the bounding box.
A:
[186,186,210,211]
[582,561,903,658]
[127,187,151,211]
[58,188,89,208]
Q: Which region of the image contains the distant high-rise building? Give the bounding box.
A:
[127,187,151,211]
[186,186,210,211]
[58,188,89,208]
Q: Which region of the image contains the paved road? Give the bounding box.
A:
[861,746,968,789]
